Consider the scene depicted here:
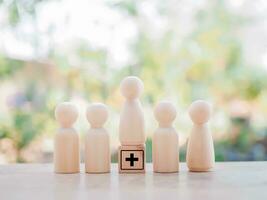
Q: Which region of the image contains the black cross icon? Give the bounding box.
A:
[125,153,139,166]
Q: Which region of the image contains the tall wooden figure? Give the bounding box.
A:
[118,76,146,173]
[153,101,179,173]
[54,102,80,173]
[85,103,110,173]
[186,100,215,172]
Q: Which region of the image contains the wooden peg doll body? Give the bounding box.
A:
[186,100,215,172]
[85,103,110,173]
[54,102,80,173]
[153,101,179,173]
[120,99,145,145]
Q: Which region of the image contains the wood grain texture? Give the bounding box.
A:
[0,162,266,200]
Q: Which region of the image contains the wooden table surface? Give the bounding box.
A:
[0,162,266,200]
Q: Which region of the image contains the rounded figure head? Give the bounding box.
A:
[154,101,177,127]
[86,103,108,128]
[120,76,144,100]
[188,100,212,124]
[55,102,78,128]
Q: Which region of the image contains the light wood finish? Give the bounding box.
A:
[54,102,80,173]
[55,102,79,129]
[0,163,266,200]
[119,76,145,145]
[186,100,215,172]
[153,101,179,173]
[85,128,110,173]
[118,145,145,173]
[85,103,110,173]
[54,128,80,173]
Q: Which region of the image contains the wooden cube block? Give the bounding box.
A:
[118,145,145,173]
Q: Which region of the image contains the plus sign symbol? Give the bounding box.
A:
[125,153,139,166]
[120,149,144,171]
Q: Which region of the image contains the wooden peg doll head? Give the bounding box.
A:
[188,100,212,125]
[154,101,177,127]
[120,76,144,100]
[86,103,108,128]
[55,102,78,128]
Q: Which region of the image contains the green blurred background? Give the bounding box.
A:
[0,0,267,163]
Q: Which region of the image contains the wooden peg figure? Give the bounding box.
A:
[153,101,179,173]
[54,102,80,173]
[119,76,145,145]
[186,100,215,172]
[85,103,110,173]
